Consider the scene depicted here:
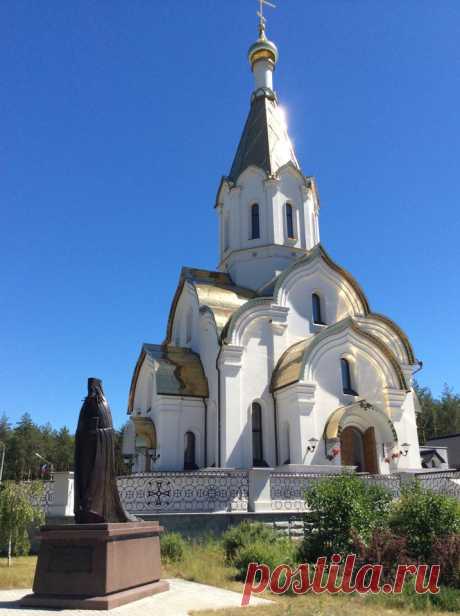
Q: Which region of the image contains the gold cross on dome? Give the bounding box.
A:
[257,0,276,38]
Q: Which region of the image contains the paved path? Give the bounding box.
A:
[0,579,272,615]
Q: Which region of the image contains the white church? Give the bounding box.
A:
[122,18,422,476]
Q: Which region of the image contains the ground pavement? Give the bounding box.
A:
[0,578,272,616]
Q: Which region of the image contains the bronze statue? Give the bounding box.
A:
[74,378,134,523]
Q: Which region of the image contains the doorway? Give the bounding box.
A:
[340,426,378,473]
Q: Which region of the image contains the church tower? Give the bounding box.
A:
[124,9,422,477]
[216,18,320,291]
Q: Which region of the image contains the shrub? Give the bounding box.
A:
[0,481,45,564]
[233,537,297,581]
[351,528,410,582]
[431,534,460,588]
[299,474,392,561]
[222,521,276,563]
[389,482,460,561]
[160,532,187,563]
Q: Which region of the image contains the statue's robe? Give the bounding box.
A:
[74,379,133,523]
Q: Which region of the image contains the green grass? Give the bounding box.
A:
[1,543,458,615]
[0,556,37,589]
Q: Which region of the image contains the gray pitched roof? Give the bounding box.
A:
[229,92,300,182]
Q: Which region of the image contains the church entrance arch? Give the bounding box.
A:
[340,426,378,473]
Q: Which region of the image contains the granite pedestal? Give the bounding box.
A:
[21,522,169,610]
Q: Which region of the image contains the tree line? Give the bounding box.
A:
[415,382,460,444]
[0,413,127,481]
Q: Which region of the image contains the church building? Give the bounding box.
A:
[122,18,422,475]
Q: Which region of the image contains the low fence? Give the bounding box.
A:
[24,469,460,517]
[270,472,402,512]
[270,469,460,512]
[414,470,460,499]
[116,470,249,514]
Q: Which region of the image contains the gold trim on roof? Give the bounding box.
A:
[165,267,256,344]
[127,344,209,413]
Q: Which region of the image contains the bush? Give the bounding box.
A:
[0,481,45,562]
[389,482,460,561]
[160,532,187,563]
[222,521,276,563]
[431,534,460,588]
[351,528,410,582]
[233,537,297,581]
[299,474,392,561]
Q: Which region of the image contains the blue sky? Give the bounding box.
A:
[1,1,459,430]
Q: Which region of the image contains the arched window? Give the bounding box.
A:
[341,358,358,396]
[282,422,290,465]
[286,203,295,239]
[251,204,260,240]
[224,215,230,251]
[184,431,197,470]
[251,402,264,466]
[312,293,324,325]
[185,309,193,344]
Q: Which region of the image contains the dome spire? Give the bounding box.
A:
[257,0,275,39]
[249,0,279,93]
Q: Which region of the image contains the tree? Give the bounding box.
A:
[52,427,75,472]
[415,381,460,443]
[0,481,45,566]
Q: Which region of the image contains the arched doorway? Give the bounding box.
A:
[340,426,378,473]
[184,431,198,470]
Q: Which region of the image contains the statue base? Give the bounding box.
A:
[21,522,170,610]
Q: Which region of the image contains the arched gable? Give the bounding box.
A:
[357,313,416,365]
[273,244,370,315]
[222,297,288,346]
[271,317,409,392]
[165,268,255,345]
[324,400,398,443]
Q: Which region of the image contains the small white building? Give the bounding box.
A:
[123,22,422,475]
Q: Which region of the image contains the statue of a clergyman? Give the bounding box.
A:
[74,378,135,523]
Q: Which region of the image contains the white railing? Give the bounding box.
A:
[270,472,403,512]
[413,470,460,499]
[117,470,249,514]
[25,469,460,517]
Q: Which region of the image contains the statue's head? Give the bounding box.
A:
[87,377,104,398]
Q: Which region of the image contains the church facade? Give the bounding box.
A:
[122,24,422,475]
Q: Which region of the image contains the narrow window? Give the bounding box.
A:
[224,215,230,251]
[186,309,193,344]
[286,203,295,239]
[341,358,358,395]
[312,293,324,325]
[251,204,260,239]
[184,431,197,470]
[251,402,264,466]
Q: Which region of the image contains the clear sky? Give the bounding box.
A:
[1,1,459,431]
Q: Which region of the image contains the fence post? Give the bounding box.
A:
[248,468,272,512]
[48,471,74,518]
